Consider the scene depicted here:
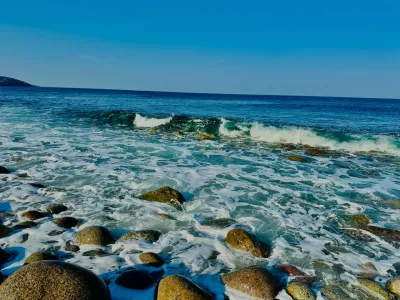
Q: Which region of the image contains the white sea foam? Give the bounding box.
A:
[134,113,172,128]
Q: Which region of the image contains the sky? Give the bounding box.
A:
[0,1,399,98]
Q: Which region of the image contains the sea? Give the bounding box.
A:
[1,87,399,299]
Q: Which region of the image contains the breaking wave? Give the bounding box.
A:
[89,111,400,155]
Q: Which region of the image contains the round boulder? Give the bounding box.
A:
[225,229,269,257]
[139,252,164,267]
[115,269,154,289]
[200,218,236,229]
[13,221,37,230]
[24,251,58,265]
[157,275,212,300]
[21,210,47,220]
[54,217,79,229]
[46,204,68,214]
[358,279,393,300]
[118,230,161,243]
[76,226,114,245]
[221,266,279,299]
[286,282,316,300]
[0,225,12,238]
[387,277,400,296]
[0,261,110,300]
[138,186,186,210]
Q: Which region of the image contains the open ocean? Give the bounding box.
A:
[1,87,400,299]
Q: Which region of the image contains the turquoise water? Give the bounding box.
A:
[1,87,400,299]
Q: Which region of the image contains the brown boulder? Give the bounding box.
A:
[0,225,12,238]
[157,275,213,300]
[387,277,400,296]
[13,221,37,230]
[287,155,306,162]
[76,226,114,245]
[54,217,79,229]
[46,204,68,214]
[305,148,329,155]
[0,261,110,300]
[225,229,269,257]
[139,252,164,267]
[221,266,279,299]
[138,186,186,210]
[286,282,316,300]
[21,210,47,220]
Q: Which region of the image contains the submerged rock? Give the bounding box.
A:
[321,284,351,300]
[24,251,58,264]
[0,248,9,264]
[29,183,46,188]
[0,261,111,300]
[278,264,307,276]
[387,277,400,296]
[115,269,154,289]
[197,132,216,140]
[225,229,269,257]
[287,155,306,162]
[65,243,80,252]
[157,274,212,300]
[0,166,10,174]
[0,225,12,238]
[358,279,393,300]
[221,266,279,299]
[21,210,47,220]
[305,148,329,156]
[200,218,236,229]
[46,204,68,214]
[82,249,106,257]
[118,230,161,243]
[343,228,377,242]
[346,214,370,228]
[54,217,79,229]
[13,221,37,230]
[139,252,164,267]
[286,282,316,300]
[365,226,400,244]
[76,226,114,245]
[138,186,186,210]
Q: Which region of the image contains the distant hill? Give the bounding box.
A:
[0,76,35,87]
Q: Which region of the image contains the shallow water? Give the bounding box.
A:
[0,87,400,299]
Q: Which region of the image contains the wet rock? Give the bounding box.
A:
[21,233,29,242]
[0,272,4,284]
[139,252,164,267]
[387,277,400,296]
[358,279,393,300]
[76,226,114,245]
[115,269,154,289]
[0,212,14,220]
[29,183,46,188]
[156,213,175,220]
[286,282,316,300]
[46,204,68,214]
[365,226,400,244]
[305,148,329,156]
[287,155,306,162]
[225,229,269,258]
[278,264,307,276]
[200,218,236,229]
[0,166,10,174]
[321,285,350,300]
[157,274,212,300]
[0,261,111,299]
[48,230,64,236]
[221,266,279,299]
[118,230,161,243]
[343,228,377,242]
[65,243,80,252]
[346,214,370,228]
[0,248,9,264]
[0,225,12,238]
[82,249,107,257]
[24,251,58,264]
[138,186,186,210]
[197,132,216,140]
[13,221,37,230]
[21,210,47,220]
[54,217,79,229]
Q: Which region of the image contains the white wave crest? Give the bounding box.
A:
[134,114,172,128]
[249,122,400,155]
[219,118,248,138]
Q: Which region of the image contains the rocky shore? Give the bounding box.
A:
[1,163,400,300]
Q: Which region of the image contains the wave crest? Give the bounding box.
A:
[134,114,172,128]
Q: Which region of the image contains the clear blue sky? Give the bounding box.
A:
[1,1,399,98]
